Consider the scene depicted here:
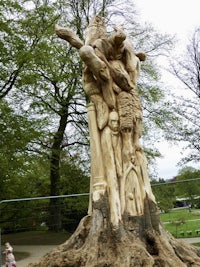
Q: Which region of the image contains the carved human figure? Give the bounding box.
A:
[123,156,143,215]
[101,110,122,226]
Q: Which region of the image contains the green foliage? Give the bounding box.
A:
[151,167,200,213]
[151,179,176,212]
[0,100,45,200]
[174,167,200,206]
[60,155,90,194]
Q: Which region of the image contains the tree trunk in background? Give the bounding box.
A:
[28,16,200,267]
[48,109,68,232]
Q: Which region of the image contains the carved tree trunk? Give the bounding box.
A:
[28,16,200,267]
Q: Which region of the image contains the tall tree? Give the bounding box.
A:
[0,100,44,200]
[0,0,89,230]
[167,27,200,164]
[1,0,175,232]
[151,179,175,213]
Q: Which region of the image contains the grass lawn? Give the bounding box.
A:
[160,208,200,222]
[192,243,200,247]
[160,208,200,238]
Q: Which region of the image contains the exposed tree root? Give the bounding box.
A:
[27,209,200,267]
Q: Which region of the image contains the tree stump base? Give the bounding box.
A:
[28,197,200,267]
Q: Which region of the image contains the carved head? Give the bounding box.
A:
[113,25,126,44]
[108,111,119,131]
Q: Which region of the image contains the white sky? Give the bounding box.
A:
[135,0,199,38]
[134,0,200,179]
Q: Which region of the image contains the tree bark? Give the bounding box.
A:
[28,196,200,267]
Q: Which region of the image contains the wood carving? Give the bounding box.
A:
[29,16,200,267]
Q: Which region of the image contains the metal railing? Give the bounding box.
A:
[1,178,200,266]
[0,193,89,266]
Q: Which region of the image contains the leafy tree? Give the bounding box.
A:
[0,0,176,232]
[167,27,200,164]
[175,167,200,207]
[0,100,44,200]
[151,179,175,212]
[0,100,51,233]
[0,0,89,231]
[59,155,90,232]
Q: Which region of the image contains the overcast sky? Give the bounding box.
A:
[134,0,200,179]
[134,0,199,38]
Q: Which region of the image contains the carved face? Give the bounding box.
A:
[108,111,119,131]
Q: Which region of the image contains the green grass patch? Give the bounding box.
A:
[160,208,200,238]
[160,208,200,222]
[192,243,200,247]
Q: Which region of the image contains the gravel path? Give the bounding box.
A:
[180,237,200,244]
